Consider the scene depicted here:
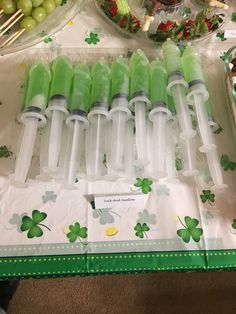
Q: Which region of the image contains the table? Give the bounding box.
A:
[0,1,236,279]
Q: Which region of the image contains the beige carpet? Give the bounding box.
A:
[7,271,236,314]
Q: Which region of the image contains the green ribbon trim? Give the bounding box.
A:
[0,250,235,279]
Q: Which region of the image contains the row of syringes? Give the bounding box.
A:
[12,40,227,190]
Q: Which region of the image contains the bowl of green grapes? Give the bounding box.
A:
[0,0,84,55]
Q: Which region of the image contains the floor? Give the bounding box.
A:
[7,271,236,314]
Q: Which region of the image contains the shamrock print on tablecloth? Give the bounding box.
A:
[175,158,183,171]
[132,177,153,194]
[137,209,156,225]
[0,145,13,158]
[220,154,236,171]
[90,201,120,225]
[231,12,236,23]
[220,52,227,62]
[66,222,88,244]
[9,213,27,232]
[200,190,215,205]
[85,32,100,45]
[43,36,53,44]
[177,216,203,243]
[134,223,150,239]
[231,219,236,233]
[216,32,226,41]
[213,124,223,134]
[42,191,57,203]
[20,210,50,239]
[156,184,170,196]
[202,211,214,226]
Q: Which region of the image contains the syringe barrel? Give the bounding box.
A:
[167,73,196,139]
[151,111,168,178]
[182,136,199,177]
[187,82,215,152]
[86,109,107,179]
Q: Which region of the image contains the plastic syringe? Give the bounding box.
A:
[129,50,151,166]
[109,56,131,171]
[205,85,219,131]
[181,46,215,152]
[165,96,178,181]
[182,46,227,190]
[149,58,171,178]
[12,61,51,186]
[64,64,91,187]
[163,40,196,140]
[124,116,136,180]
[144,118,153,178]
[86,59,110,180]
[44,56,73,174]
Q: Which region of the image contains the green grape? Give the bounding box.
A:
[53,0,61,5]
[0,0,16,14]
[17,0,32,16]
[42,0,55,14]
[32,7,46,22]
[20,16,36,31]
[32,0,43,7]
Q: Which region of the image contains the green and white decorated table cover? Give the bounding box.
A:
[0,2,236,279]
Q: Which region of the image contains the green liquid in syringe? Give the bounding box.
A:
[162,40,181,75]
[70,64,91,113]
[90,59,111,108]
[25,61,51,110]
[149,59,168,106]
[49,56,73,101]
[130,50,149,98]
[111,57,129,98]
[181,46,205,83]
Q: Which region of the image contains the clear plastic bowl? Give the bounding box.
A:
[95,0,231,44]
[0,0,85,55]
[224,46,236,127]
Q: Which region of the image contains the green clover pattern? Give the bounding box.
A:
[134,223,150,239]
[213,124,223,134]
[66,222,88,243]
[221,154,236,171]
[220,52,227,62]
[43,36,53,44]
[175,158,183,171]
[85,32,100,45]
[90,201,120,225]
[20,210,50,239]
[156,184,170,196]
[0,145,13,158]
[132,177,153,194]
[42,191,57,203]
[9,213,27,232]
[231,12,236,23]
[137,209,156,225]
[200,190,215,205]
[202,211,214,226]
[177,216,203,243]
[216,32,226,41]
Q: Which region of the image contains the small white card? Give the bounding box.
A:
[225,30,236,39]
[94,193,148,209]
